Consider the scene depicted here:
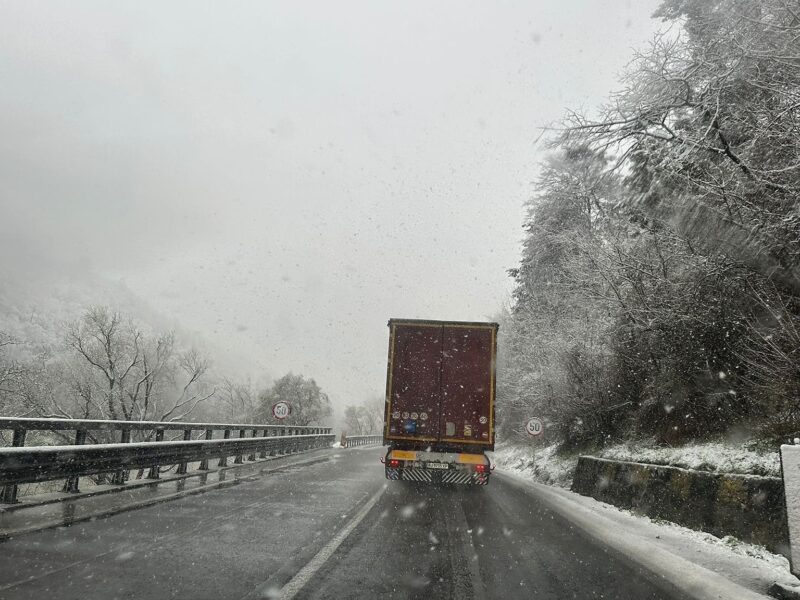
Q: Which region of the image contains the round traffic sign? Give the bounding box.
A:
[525,417,544,436]
[272,401,291,420]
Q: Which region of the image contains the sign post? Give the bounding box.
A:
[272,401,291,420]
[525,417,544,437]
[781,445,800,576]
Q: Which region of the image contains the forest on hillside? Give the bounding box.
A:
[497,0,800,450]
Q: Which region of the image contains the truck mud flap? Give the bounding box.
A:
[400,468,433,483]
[441,470,475,484]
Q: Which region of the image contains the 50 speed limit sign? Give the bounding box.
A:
[272,401,291,420]
[525,417,544,436]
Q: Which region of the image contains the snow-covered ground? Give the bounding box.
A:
[598,439,781,477]
[498,463,799,599]
[490,438,782,493]
[492,439,794,597]
[489,442,578,488]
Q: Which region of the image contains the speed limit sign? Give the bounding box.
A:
[272,401,291,420]
[525,417,544,436]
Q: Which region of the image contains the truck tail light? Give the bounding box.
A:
[475,464,487,473]
[388,459,401,468]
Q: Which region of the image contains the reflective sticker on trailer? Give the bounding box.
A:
[457,453,486,465]
[391,450,417,461]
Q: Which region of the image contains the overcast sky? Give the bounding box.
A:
[0,0,661,409]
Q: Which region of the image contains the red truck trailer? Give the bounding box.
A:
[383,318,498,485]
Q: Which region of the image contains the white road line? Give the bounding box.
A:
[274,484,386,600]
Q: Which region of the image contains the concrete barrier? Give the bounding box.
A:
[571,455,789,555]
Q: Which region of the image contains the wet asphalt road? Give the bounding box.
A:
[0,447,690,600]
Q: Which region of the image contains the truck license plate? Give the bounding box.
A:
[426,462,449,469]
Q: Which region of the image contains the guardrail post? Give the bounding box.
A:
[1,428,27,503]
[260,430,268,458]
[199,429,213,470]
[271,429,279,456]
[218,429,230,467]
[234,429,245,464]
[248,429,258,461]
[63,429,87,493]
[111,429,131,484]
[176,429,192,474]
[147,429,165,479]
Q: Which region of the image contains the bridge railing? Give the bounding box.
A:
[341,434,383,448]
[0,417,333,503]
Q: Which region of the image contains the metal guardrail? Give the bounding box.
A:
[0,417,330,434]
[0,418,333,503]
[341,434,383,448]
[0,435,333,486]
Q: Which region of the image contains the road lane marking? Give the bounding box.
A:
[272,485,386,600]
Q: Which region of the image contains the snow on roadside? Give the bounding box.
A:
[595,493,790,576]
[490,442,577,488]
[598,440,781,477]
[492,438,781,485]
[493,440,792,595]
[502,471,799,597]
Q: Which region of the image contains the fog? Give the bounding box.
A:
[0,1,660,407]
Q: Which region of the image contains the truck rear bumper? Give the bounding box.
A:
[383,449,490,485]
[385,466,489,485]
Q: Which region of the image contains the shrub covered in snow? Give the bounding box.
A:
[491,442,578,488]
[597,440,781,477]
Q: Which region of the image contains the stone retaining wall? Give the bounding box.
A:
[571,455,789,555]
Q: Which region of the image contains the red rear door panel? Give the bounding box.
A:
[439,326,494,444]
[385,324,442,441]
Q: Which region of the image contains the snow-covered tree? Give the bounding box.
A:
[256,373,332,426]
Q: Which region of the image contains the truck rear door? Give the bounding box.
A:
[439,325,494,444]
[385,320,497,448]
[385,323,442,442]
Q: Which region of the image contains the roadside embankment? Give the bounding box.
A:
[571,455,788,555]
